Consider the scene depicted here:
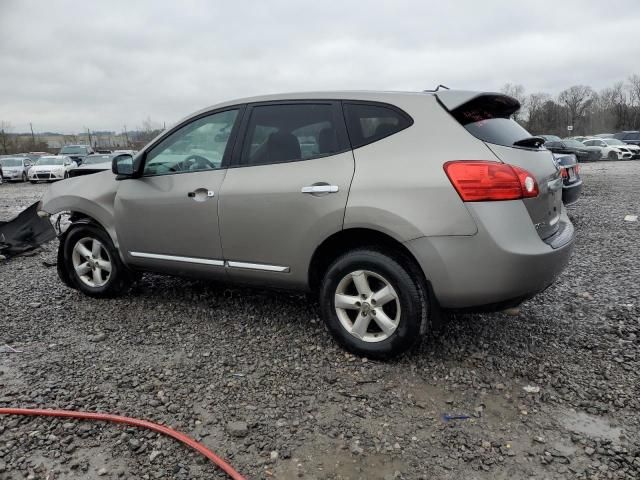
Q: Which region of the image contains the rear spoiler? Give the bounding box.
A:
[435,90,520,116]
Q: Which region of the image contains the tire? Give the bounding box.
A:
[319,249,425,359]
[30,180,37,184]
[22,172,27,182]
[62,223,134,297]
[608,151,617,161]
[64,171,69,179]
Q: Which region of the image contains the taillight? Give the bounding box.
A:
[443,161,539,202]
[574,163,580,174]
[560,168,568,179]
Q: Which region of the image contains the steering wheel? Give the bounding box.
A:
[182,154,216,171]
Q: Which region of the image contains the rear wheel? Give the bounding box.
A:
[608,151,618,161]
[22,172,27,182]
[62,223,134,297]
[319,249,424,359]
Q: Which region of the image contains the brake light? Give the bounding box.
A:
[574,163,580,174]
[560,168,568,178]
[444,161,539,201]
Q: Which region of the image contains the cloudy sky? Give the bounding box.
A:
[1,0,640,133]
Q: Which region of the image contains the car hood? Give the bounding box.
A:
[30,165,64,171]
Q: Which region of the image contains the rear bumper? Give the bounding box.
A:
[405,201,574,309]
[562,179,582,206]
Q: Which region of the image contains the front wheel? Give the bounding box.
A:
[608,151,618,161]
[22,172,27,182]
[319,249,425,359]
[62,223,134,297]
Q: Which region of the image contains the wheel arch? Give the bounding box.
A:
[308,227,430,294]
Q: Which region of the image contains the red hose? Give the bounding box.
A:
[0,408,247,480]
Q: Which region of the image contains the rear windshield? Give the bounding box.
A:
[59,146,87,154]
[450,94,534,148]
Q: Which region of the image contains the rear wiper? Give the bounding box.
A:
[513,136,545,148]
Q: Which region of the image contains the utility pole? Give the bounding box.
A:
[29,122,36,148]
[123,125,130,147]
[87,128,93,147]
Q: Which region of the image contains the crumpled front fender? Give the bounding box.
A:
[40,172,120,248]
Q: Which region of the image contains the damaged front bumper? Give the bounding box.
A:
[0,202,57,257]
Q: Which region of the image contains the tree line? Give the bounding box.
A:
[502,74,640,136]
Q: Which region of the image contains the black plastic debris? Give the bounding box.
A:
[0,202,56,258]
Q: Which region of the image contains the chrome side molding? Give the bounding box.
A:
[129,252,289,272]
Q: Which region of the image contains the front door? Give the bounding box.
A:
[219,102,354,287]
[114,108,241,277]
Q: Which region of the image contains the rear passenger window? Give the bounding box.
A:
[241,103,344,166]
[343,103,413,148]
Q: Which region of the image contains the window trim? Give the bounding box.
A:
[341,100,414,150]
[229,100,351,168]
[135,105,246,178]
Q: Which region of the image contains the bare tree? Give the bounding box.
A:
[0,121,13,154]
[558,85,595,134]
[500,83,527,121]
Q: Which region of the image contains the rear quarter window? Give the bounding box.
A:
[343,102,413,149]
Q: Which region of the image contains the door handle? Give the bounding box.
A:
[187,189,215,201]
[301,185,339,194]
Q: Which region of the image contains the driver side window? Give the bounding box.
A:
[143,109,239,176]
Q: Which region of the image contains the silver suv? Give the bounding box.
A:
[40,90,574,358]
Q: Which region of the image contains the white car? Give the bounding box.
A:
[29,155,77,183]
[602,138,640,159]
[582,138,634,160]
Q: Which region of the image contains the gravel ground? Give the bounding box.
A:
[1,162,639,480]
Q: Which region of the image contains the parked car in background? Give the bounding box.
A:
[582,138,634,160]
[544,139,600,162]
[566,136,589,143]
[39,90,575,358]
[0,157,33,182]
[70,154,114,177]
[613,131,640,146]
[603,138,640,159]
[29,155,77,183]
[25,152,51,162]
[594,133,614,139]
[58,145,94,166]
[552,153,582,205]
[539,134,562,142]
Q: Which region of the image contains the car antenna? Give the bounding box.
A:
[423,84,450,92]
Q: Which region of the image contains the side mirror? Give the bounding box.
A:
[112,153,134,178]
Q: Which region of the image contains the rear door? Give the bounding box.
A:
[439,92,563,240]
[218,101,354,287]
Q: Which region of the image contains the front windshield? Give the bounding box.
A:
[59,146,86,155]
[83,156,111,165]
[604,139,625,146]
[0,158,23,167]
[35,157,65,166]
[564,140,585,148]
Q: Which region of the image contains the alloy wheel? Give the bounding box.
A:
[71,237,112,287]
[334,269,401,342]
